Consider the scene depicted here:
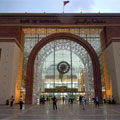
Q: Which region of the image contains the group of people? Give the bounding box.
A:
[79,95,86,110]
[39,95,57,110]
[52,95,74,110]
[47,95,116,111]
[108,96,115,104]
[62,95,74,104]
[39,96,46,104]
[6,96,14,107]
[6,95,116,111]
[79,95,100,110]
[103,95,115,104]
[6,96,24,110]
[39,95,74,110]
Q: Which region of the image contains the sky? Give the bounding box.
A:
[0,0,120,13]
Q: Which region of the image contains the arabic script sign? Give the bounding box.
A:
[19,18,106,25]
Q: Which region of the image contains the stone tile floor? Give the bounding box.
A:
[0,103,120,120]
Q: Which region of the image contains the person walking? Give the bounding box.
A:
[62,96,65,104]
[65,96,68,104]
[112,96,115,104]
[52,96,57,110]
[39,96,42,104]
[95,96,99,107]
[6,99,9,105]
[19,96,24,110]
[19,99,24,110]
[79,95,82,104]
[108,96,111,104]
[70,95,73,104]
[10,96,14,107]
[103,95,106,103]
[42,96,45,104]
[82,96,86,110]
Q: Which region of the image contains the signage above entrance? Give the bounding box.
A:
[45,88,78,92]
[2,13,120,27]
[19,18,106,25]
[75,19,106,24]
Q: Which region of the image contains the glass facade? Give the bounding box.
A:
[23,27,103,100]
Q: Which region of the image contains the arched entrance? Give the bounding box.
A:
[25,33,102,104]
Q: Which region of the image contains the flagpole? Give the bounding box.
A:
[63,0,64,13]
[63,1,70,13]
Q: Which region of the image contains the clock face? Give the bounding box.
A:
[57,61,70,74]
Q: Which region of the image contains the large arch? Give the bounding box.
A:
[25,32,102,104]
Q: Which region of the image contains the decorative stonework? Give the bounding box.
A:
[25,33,102,104]
[24,28,102,97]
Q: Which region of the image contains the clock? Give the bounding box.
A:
[57,61,70,74]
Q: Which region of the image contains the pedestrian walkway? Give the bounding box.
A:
[0,103,120,120]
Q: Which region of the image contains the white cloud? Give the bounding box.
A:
[66,0,95,13]
[0,0,120,13]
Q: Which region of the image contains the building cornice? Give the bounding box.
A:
[102,37,120,51]
[1,13,120,18]
[0,37,23,51]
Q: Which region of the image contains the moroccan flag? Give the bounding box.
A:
[64,1,70,6]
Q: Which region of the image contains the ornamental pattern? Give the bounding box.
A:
[23,28,103,97]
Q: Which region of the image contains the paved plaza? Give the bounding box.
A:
[0,103,120,120]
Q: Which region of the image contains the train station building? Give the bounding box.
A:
[0,13,120,104]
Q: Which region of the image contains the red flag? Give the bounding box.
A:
[64,1,69,6]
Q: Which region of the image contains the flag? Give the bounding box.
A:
[64,1,70,6]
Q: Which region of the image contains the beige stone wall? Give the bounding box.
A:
[106,42,120,103]
[0,42,20,104]
[102,51,112,100]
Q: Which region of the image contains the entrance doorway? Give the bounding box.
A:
[32,40,94,103]
[22,28,103,104]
